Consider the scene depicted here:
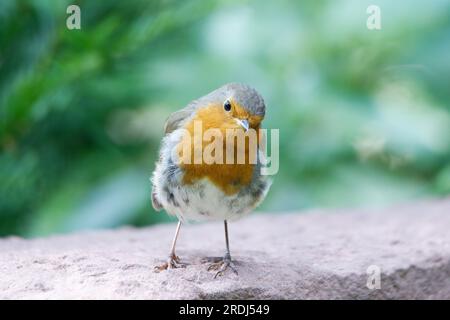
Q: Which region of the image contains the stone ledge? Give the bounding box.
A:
[1,198,450,299]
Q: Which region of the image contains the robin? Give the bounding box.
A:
[151,83,271,277]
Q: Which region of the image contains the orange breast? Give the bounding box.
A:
[178,103,262,195]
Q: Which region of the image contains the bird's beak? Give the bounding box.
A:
[235,119,249,132]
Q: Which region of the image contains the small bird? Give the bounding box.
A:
[151,83,271,277]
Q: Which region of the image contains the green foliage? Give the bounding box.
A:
[1,0,449,236]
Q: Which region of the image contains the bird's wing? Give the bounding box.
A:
[151,103,197,212]
[163,104,196,135]
[163,88,221,134]
[151,189,163,211]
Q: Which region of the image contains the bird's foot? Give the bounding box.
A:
[154,253,186,272]
[202,254,238,278]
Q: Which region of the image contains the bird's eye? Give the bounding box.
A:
[223,100,232,112]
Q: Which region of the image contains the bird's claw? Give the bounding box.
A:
[205,255,238,278]
[154,254,186,272]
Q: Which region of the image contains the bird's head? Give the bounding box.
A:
[192,83,266,132]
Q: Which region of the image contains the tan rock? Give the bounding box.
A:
[1,198,450,299]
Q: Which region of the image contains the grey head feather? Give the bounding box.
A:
[164,83,265,134]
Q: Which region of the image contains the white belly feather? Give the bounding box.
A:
[151,129,270,222]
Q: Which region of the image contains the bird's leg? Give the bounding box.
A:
[154,221,186,271]
[206,220,238,278]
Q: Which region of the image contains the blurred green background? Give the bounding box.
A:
[1,0,449,237]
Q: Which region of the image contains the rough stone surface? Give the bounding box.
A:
[1,198,450,299]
